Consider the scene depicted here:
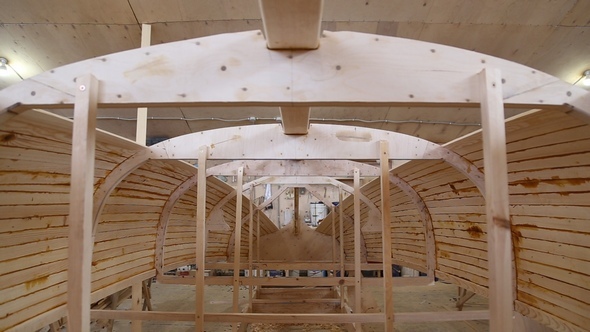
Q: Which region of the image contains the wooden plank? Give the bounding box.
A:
[280,106,311,134]
[515,300,586,332]
[259,0,323,49]
[66,74,98,332]
[195,146,207,332]
[479,68,513,332]
[89,310,489,324]
[353,168,362,331]
[158,276,358,287]
[380,141,394,331]
[232,166,244,332]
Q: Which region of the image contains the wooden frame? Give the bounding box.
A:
[1,22,589,332]
[1,31,587,112]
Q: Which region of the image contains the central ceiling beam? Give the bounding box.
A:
[259,0,323,50]
[259,0,323,134]
[280,106,310,135]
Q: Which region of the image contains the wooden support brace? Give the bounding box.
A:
[90,310,490,324]
[67,74,99,332]
[248,188,254,311]
[479,68,514,332]
[195,146,208,332]
[233,167,245,331]
[380,140,394,331]
[353,168,362,332]
[339,188,345,309]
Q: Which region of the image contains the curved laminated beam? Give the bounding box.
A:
[91,149,152,234]
[388,174,436,280]
[208,159,380,177]
[1,31,588,115]
[154,175,199,276]
[150,123,445,161]
[244,176,378,212]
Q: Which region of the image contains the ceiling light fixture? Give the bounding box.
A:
[583,69,590,87]
[0,57,8,76]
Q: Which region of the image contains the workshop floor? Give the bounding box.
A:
[97,281,489,332]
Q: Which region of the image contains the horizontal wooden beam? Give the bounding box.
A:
[158,276,356,286]
[157,275,432,287]
[90,310,489,323]
[204,262,384,270]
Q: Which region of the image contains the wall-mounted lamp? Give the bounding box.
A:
[582,70,590,87]
[0,57,8,76]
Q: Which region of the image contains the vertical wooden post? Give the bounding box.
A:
[232,167,245,331]
[248,187,254,311]
[294,187,300,235]
[67,74,98,332]
[332,202,337,265]
[338,188,345,309]
[135,24,151,145]
[195,146,208,332]
[353,168,362,332]
[380,140,394,331]
[256,209,261,266]
[480,68,513,332]
[131,281,142,332]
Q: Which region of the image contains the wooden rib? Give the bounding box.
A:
[259,0,322,50]
[67,74,98,332]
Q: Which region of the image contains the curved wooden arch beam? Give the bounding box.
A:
[208,159,380,177]
[388,174,436,281]
[91,149,153,234]
[431,147,486,195]
[154,175,199,276]
[2,31,587,114]
[246,176,378,212]
[150,124,442,161]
